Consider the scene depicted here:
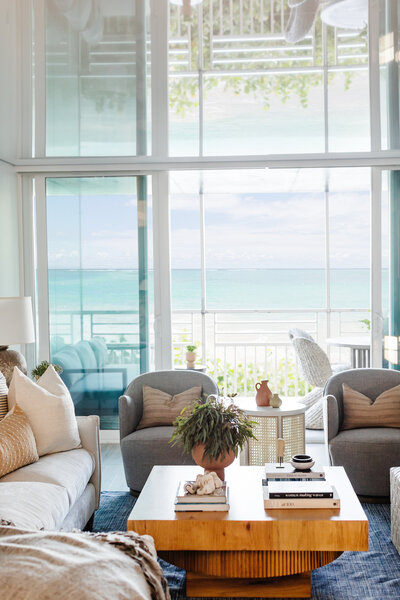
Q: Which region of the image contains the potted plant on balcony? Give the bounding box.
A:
[31,360,63,381]
[170,395,256,480]
[185,344,197,368]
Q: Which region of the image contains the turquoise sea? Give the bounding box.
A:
[48,268,388,312]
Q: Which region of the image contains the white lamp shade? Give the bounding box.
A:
[0,297,35,345]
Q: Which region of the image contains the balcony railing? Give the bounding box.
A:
[49,306,369,396]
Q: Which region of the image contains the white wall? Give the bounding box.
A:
[0,0,18,161]
[0,163,20,296]
[0,1,20,294]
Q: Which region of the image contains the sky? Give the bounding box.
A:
[45,168,374,271]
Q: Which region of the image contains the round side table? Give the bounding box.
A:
[234,397,306,466]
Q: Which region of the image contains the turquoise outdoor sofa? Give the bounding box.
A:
[52,338,138,428]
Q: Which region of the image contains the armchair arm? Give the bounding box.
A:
[76,415,101,510]
[323,394,340,444]
[119,394,142,441]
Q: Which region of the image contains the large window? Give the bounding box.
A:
[46,176,153,428]
[170,167,370,393]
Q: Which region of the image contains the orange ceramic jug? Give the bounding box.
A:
[255,379,272,407]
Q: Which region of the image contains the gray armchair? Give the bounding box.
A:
[324,368,400,496]
[119,370,218,494]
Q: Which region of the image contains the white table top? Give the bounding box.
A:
[326,336,371,350]
[234,396,306,417]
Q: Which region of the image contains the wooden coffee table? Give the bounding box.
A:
[127,465,368,598]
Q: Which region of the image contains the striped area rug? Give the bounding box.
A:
[94,493,400,599]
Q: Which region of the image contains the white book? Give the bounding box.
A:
[174,502,230,512]
[263,485,340,509]
[268,480,333,498]
[264,462,325,479]
[175,481,228,504]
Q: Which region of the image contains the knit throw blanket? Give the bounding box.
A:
[0,522,170,600]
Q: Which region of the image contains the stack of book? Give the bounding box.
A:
[174,481,229,512]
[263,462,340,509]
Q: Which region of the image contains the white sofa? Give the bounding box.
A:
[0,415,101,531]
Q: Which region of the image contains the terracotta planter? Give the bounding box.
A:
[191,443,235,481]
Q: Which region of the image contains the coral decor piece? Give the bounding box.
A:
[184,471,222,495]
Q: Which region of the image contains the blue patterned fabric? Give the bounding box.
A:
[94,493,400,599]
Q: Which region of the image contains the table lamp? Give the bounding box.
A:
[0,297,35,385]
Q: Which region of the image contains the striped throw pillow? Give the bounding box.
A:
[137,385,202,430]
[0,404,39,477]
[0,371,8,421]
[342,383,400,430]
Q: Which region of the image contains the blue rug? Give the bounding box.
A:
[94,492,400,599]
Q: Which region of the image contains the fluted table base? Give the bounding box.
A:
[159,549,342,598]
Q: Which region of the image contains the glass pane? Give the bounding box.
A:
[46,0,151,156]
[168,0,370,156]
[379,2,400,150]
[47,176,152,429]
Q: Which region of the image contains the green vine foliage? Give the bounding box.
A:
[170,395,257,460]
[169,1,366,117]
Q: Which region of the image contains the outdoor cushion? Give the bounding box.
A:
[0,481,70,530]
[1,448,94,508]
[74,341,98,371]
[88,338,109,368]
[53,346,85,387]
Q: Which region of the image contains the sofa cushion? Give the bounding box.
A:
[137,384,202,430]
[0,405,39,477]
[53,346,84,388]
[8,366,81,457]
[1,448,94,508]
[88,338,109,368]
[329,427,400,496]
[74,341,98,371]
[121,426,195,491]
[0,481,70,530]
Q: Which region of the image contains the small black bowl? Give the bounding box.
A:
[291,454,313,463]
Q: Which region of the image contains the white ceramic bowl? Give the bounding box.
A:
[290,455,315,470]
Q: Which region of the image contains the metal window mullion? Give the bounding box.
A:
[151,0,171,370]
[369,0,382,367]
[35,176,50,360]
[33,0,46,158]
[18,174,37,370]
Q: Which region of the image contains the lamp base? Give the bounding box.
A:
[0,348,27,386]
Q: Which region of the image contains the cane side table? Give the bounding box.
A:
[234,397,306,465]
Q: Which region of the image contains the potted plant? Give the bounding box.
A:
[31,360,63,381]
[185,344,197,368]
[170,395,256,480]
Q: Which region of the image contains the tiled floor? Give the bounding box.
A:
[100,441,328,492]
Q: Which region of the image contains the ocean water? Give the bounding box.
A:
[48,268,384,312]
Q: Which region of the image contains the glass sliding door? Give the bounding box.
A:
[46,176,153,429]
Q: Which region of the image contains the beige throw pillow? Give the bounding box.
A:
[0,404,39,477]
[0,371,8,421]
[137,385,202,430]
[8,366,81,456]
[342,383,400,430]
